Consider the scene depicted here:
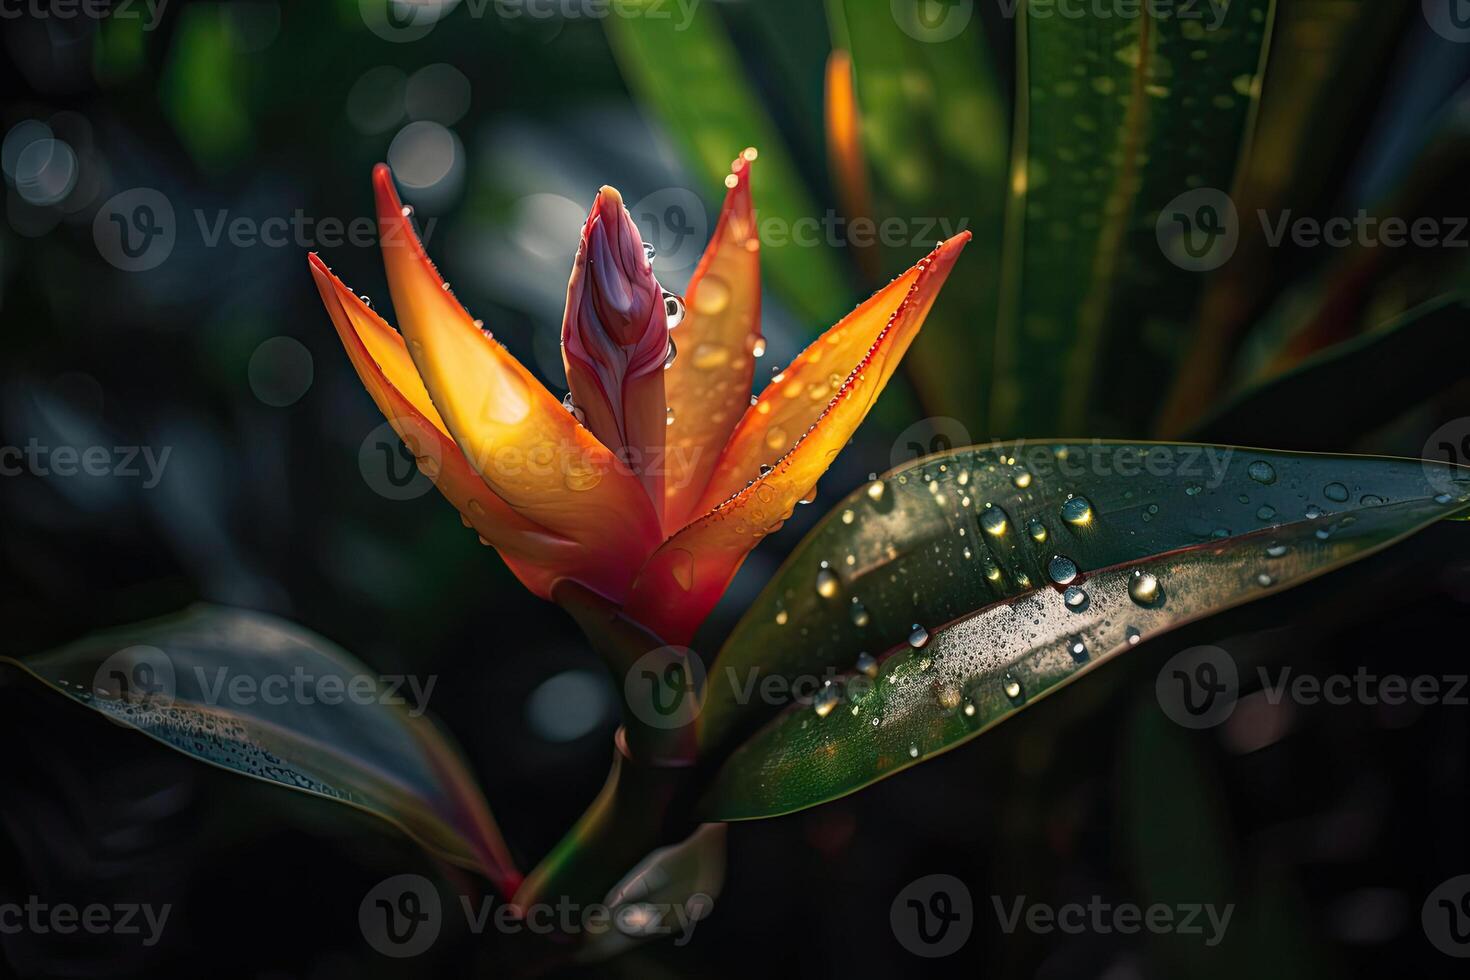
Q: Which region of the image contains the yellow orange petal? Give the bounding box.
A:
[309,253,599,598]
[825,50,878,284]
[626,234,972,643]
[662,150,763,530]
[368,166,664,599]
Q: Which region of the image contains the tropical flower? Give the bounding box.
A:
[309,152,969,645]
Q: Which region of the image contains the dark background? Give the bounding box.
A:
[1,1,1468,977]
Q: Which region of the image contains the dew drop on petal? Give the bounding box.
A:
[1048,554,1078,585]
[1247,460,1276,485]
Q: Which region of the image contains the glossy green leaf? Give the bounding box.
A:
[990,0,1275,435]
[695,442,1469,817]
[828,0,1009,427]
[2,605,519,893]
[705,489,1466,819]
[1158,0,1417,432]
[604,2,849,325]
[1192,294,1470,449]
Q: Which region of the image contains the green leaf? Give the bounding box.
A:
[990,0,1275,435]
[829,0,1009,428]
[604,2,849,325]
[696,443,1468,818]
[1192,294,1470,449]
[2,605,518,892]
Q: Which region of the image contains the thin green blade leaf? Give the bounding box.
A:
[604,2,849,325]
[830,0,1009,427]
[1192,294,1470,449]
[991,0,1275,434]
[703,489,1465,820]
[2,605,518,892]
[695,442,1469,793]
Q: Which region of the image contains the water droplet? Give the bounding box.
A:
[1048,554,1078,585]
[856,652,878,677]
[1265,544,1287,558]
[751,335,767,357]
[1324,482,1349,503]
[1061,495,1093,526]
[1256,573,1274,587]
[642,241,656,262]
[1435,493,1454,505]
[663,292,686,329]
[1185,484,1203,496]
[963,700,977,718]
[1028,518,1049,543]
[775,609,788,625]
[1063,585,1088,610]
[1247,460,1276,485]
[815,565,841,599]
[1125,626,1142,646]
[1128,570,1162,606]
[1067,636,1088,662]
[936,684,962,710]
[908,744,920,758]
[1359,493,1385,506]
[663,338,678,370]
[1305,504,1323,519]
[665,407,675,426]
[1256,505,1276,521]
[907,624,930,649]
[1012,466,1032,489]
[401,205,414,218]
[813,683,840,718]
[849,598,870,628]
[669,549,694,590]
[562,391,585,424]
[1003,674,1023,701]
[980,505,1009,536]
[866,480,886,502]
[759,463,774,477]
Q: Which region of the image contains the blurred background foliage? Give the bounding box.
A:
[1,1,1468,977]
